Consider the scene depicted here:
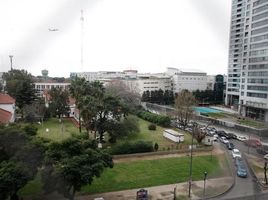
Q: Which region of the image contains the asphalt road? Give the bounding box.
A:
[209,140,261,200]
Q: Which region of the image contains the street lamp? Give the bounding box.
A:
[188,124,195,198]
[203,171,208,199]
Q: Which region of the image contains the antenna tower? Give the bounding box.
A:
[80,10,84,71]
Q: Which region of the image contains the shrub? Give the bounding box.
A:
[154,143,159,151]
[111,141,153,155]
[137,111,170,127]
[23,124,38,136]
[148,124,156,130]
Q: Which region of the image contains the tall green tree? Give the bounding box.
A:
[69,77,87,132]
[49,87,70,118]
[42,137,113,200]
[3,69,36,117]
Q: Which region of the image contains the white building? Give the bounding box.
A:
[226,0,268,121]
[34,82,70,98]
[167,67,208,93]
[133,74,172,95]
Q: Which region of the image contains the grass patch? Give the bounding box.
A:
[112,116,197,151]
[18,172,43,198]
[37,118,81,141]
[207,112,228,119]
[82,155,220,194]
[238,119,266,128]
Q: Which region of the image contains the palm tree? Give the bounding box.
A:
[69,77,86,133]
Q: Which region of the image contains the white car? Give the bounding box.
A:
[264,154,268,160]
[237,135,249,141]
[220,136,229,144]
[232,149,242,158]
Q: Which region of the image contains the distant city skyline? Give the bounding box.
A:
[0,0,231,77]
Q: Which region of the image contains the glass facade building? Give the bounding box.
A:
[226,0,268,121]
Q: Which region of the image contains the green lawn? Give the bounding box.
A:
[37,118,81,141]
[82,155,220,194]
[238,119,266,128]
[18,172,43,198]
[111,116,197,151]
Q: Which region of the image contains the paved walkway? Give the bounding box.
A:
[77,177,233,200]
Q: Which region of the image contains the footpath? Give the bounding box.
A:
[76,145,234,200]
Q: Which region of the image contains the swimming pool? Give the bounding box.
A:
[194,107,222,114]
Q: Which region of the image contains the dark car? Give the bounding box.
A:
[226,142,235,150]
[235,157,247,178]
[217,131,226,137]
[227,133,237,140]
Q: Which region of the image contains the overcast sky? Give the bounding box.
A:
[0,0,232,77]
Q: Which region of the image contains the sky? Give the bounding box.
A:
[0,0,232,77]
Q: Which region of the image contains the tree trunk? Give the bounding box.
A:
[10,193,19,200]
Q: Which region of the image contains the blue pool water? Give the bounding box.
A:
[195,107,222,114]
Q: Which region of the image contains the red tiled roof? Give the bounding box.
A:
[0,93,15,104]
[0,108,12,124]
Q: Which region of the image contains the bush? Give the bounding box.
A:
[154,143,159,151]
[137,111,170,127]
[23,124,38,136]
[148,124,156,130]
[111,141,153,155]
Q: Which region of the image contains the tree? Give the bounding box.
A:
[23,98,46,123]
[0,161,31,200]
[174,90,196,130]
[106,80,141,110]
[192,123,207,144]
[0,125,46,200]
[42,137,113,200]
[107,115,140,143]
[69,77,87,132]
[49,87,70,118]
[3,69,36,117]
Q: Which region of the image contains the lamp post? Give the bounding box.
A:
[188,126,195,198]
[203,171,207,199]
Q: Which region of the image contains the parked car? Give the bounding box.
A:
[226,142,235,150]
[264,154,268,160]
[237,135,249,141]
[217,130,227,138]
[232,149,242,158]
[227,133,237,140]
[220,136,229,144]
[213,134,218,142]
[235,157,247,178]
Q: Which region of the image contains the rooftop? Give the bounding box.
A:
[0,93,15,104]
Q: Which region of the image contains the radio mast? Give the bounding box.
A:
[80,10,84,71]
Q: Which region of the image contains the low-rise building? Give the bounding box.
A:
[167,67,208,93]
[0,93,15,123]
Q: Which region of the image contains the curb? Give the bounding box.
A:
[204,150,235,200]
[244,153,266,190]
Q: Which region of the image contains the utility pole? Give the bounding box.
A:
[188,126,194,198]
[80,9,84,71]
[9,55,13,71]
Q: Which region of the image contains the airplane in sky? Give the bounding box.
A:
[48,28,59,32]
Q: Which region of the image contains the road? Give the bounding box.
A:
[200,122,263,200]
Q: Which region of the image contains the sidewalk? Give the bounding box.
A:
[77,177,233,200]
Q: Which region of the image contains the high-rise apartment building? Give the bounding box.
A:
[226,0,268,121]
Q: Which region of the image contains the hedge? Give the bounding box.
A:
[137,111,170,127]
[111,141,154,155]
